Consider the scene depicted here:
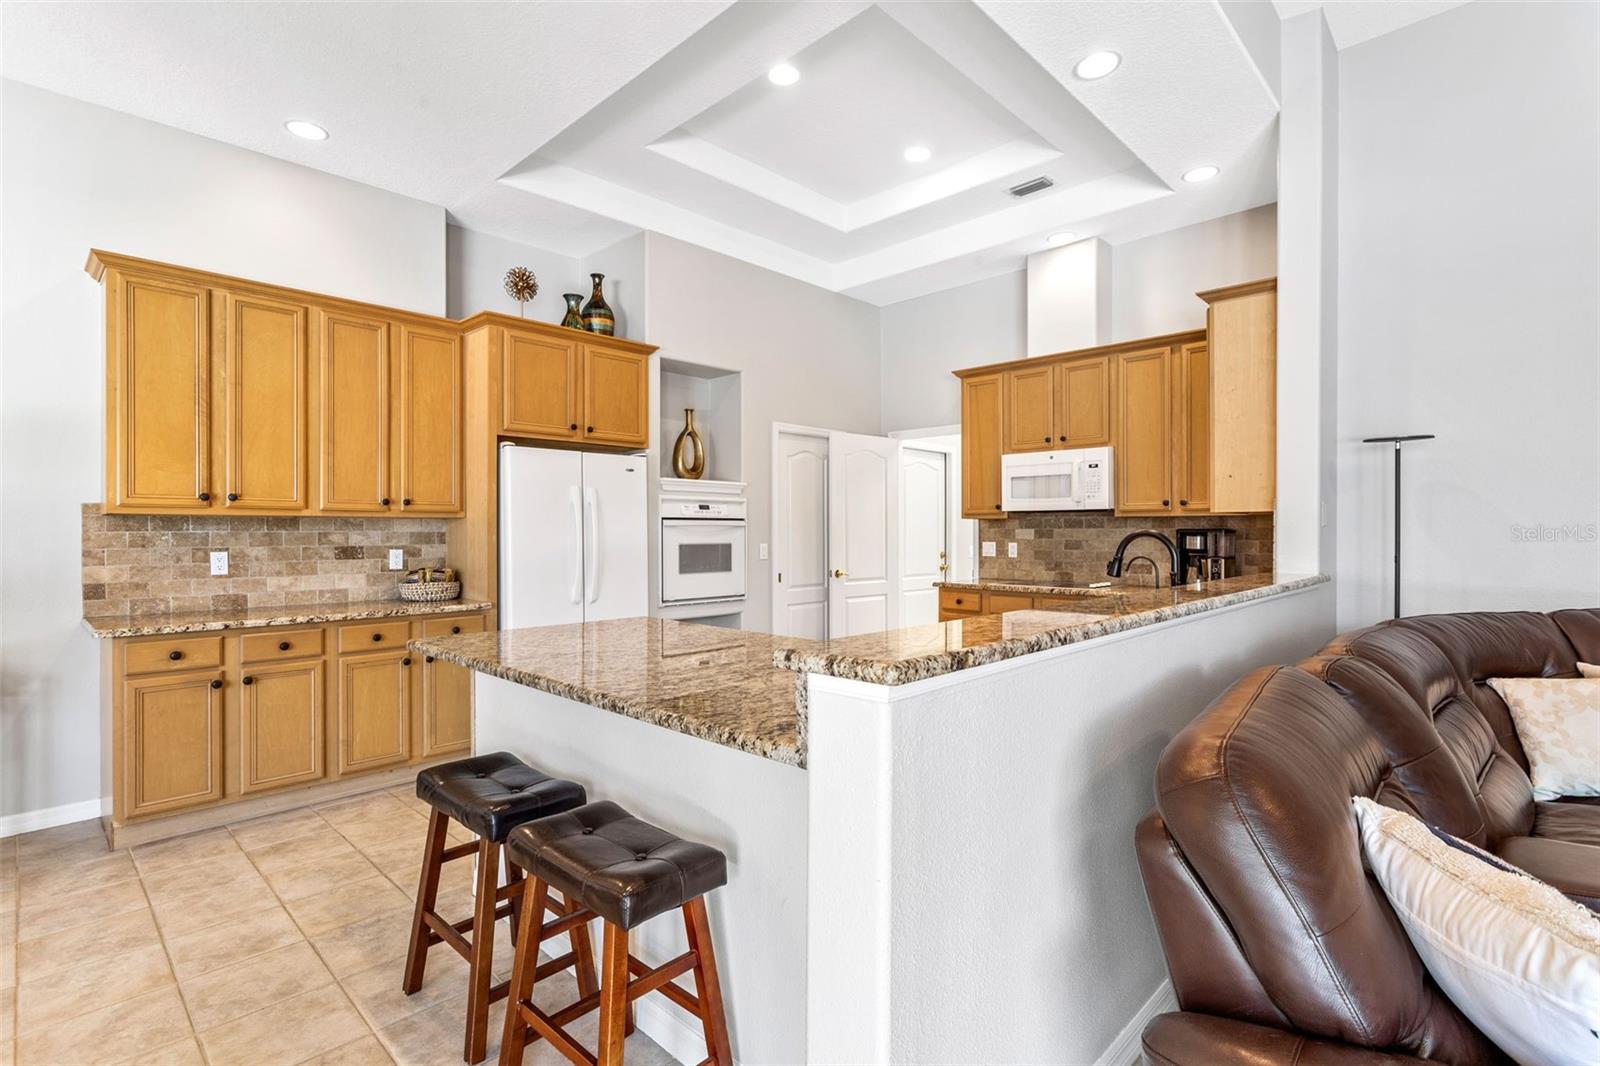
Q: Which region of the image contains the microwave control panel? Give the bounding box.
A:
[1081,461,1105,499]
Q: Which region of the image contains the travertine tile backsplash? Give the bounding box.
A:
[82,504,449,618]
[978,513,1273,587]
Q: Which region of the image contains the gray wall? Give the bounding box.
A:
[1336,0,1600,625]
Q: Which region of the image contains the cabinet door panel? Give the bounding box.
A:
[581,345,648,446]
[241,661,324,793]
[1175,342,1211,513]
[1115,347,1173,514]
[338,652,410,775]
[960,374,1006,518]
[318,310,390,512]
[1003,365,1056,451]
[224,294,308,511]
[110,273,211,510]
[123,672,223,818]
[502,330,579,439]
[419,614,483,758]
[398,325,462,514]
[1059,355,1111,448]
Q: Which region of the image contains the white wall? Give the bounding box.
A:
[644,234,882,632]
[1336,0,1600,625]
[1027,237,1111,355]
[1112,204,1279,338]
[445,224,583,322]
[0,81,447,823]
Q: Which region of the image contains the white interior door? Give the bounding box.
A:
[580,452,648,622]
[899,447,947,626]
[772,431,829,638]
[827,431,900,637]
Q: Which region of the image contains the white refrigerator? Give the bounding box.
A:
[498,443,648,628]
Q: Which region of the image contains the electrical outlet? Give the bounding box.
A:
[209,551,229,576]
[1007,542,1018,558]
[981,541,996,558]
[388,548,405,571]
[758,542,769,561]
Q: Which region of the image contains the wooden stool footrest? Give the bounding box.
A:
[441,839,478,862]
[625,951,700,1010]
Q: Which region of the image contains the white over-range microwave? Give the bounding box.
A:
[1000,447,1114,511]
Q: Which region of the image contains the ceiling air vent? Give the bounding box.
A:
[1008,176,1054,198]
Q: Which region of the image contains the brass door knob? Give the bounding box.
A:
[938,563,948,572]
[832,568,847,578]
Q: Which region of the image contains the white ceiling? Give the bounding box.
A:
[3,0,1299,304]
[1272,0,1472,50]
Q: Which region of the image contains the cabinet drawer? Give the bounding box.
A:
[338,620,412,653]
[124,635,223,676]
[241,627,325,663]
[938,589,981,615]
[983,593,1035,614]
[420,614,485,639]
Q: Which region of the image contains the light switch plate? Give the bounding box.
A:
[981,541,996,558]
[758,543,769,560]
[388,548,405,571]
[1007,542,1018,558]
[209,551,228,576]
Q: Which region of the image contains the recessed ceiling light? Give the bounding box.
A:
[284,120,329,142]
[1046,231,1079,247]
[768,63,800,87]
[1074,51,1121,80]
[1182,165,1220,183]
[903,145,931,164]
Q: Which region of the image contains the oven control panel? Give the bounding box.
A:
[662,498,748,520]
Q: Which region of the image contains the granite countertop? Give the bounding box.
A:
[83,597,495,638]
[773,574,1330,685]
[934,578,1128,597]
[409,619,809,768]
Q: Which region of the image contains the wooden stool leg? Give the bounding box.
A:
[402,808,449,994]
[565,893,599,998]
[502,848,524,947]
[464,837,501,1064]
[596,922,630,1066]
[683,897,733,1066]
[499,878,549,1066]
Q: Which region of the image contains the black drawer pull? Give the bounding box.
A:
[371,633,383,642]
[278,641,291,651]
[451,625,461,634]
[425,655,435,664]
[168,650,183,661]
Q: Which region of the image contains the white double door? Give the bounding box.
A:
[774,430,950,639]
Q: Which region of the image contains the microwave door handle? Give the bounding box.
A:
[584,486,599,604]
[569,485,583,605]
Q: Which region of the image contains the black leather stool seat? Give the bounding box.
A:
[506,800,727,929]
[416,751,586,842]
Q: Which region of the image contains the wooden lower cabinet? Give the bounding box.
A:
[103,609,488,839]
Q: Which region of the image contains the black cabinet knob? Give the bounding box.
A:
[168,650,183,661]
[209,679,222,690]
[371,633,383,642]
[278,641,290,651]
[1179,499,1188,506]
[402,657,413,666]
[1162,499,1170,507]
[381,498,391,506]
[402,498,412,506]
[425,655,435,664]
[197,492,210,502]
[451,625,461,635]
[955,598,964,605]
[994,504,1001,510]
[242,676,253,686]
[586,426,594,433]
[1044,436,1052,443]
[569,423,577,431]
[227,493,239,502]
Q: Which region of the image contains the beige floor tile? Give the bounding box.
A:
[18,847,136,898]
[131,827,242,877]
[373,995,506,1066]
[385,786,430,817]
[15,941,172,1032]
[309,910,418,979]
[164,905,303,981]
[141,850,264,904]
[0,942,13,990]
[16,906,160,983]
[337,949,469,1032]
[248,831,361,877]
[150,878,279,940]
[261,849,382,904]
[15,819,105,863]
[15,985,192,1066]
[197,984,369,1066]
[333,811,430,853]
[121,1036,206,1066]
[296,1034,395,1066]
[1,989,14,1042]
[315,791,411,828]
[285,875,412,939]
[228,807,331,853]
[179,940,334,1031]
[16,876,148,942]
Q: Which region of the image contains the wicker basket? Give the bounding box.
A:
[399,580,462,603]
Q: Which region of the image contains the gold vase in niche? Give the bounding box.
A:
[672,408,706,479]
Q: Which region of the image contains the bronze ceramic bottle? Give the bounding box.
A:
[672,409,706,479]
[559,293,584,330]
[581,273,615,336]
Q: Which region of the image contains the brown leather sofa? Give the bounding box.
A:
[1136,610,1600,1064]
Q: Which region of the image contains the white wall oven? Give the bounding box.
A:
[660,491,748,606]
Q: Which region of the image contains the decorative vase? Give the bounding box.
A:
[672,408,706,480]
[581,273,615,336]
[560,293,584,330]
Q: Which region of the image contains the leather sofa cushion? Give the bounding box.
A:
[1141,1012,1436,1066]
[1533,799,1600,847]
[1495,836,1600,911]
[1552,608,1600,663]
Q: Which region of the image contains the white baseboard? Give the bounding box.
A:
[634,991,723,1066]
[0,797,103,840]
[1096,979,1176,1066]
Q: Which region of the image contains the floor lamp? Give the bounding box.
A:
[1362,434,1435,619]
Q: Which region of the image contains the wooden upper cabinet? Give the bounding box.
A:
[1003,364,1056,452]
[107,271,212,511]
[121,670,224,818]
[1058,355,1110,448]
[1201,279,1277,514]
[581,343,649,447]
[1174,341,1211,513]
[960,373,1006,518]
[397,324,462,514]
[501,329,579,439]
[223,293,308,511]
[1114,346,1173,514]
[317,309,390,513]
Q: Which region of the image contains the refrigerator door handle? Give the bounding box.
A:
[568,485,583,605]
[584,486,600,604]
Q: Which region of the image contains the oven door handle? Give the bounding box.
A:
[568,485,583,605]
[661,519,748,530]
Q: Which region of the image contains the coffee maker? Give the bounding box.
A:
[1176,528,1238,583]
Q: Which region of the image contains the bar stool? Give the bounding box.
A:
[403,752,595,1063]
[499,800,733,1066]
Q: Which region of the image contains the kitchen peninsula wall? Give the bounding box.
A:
[978,513,1273,586]
[81,504,447,619]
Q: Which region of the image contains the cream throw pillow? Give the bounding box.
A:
[1486,676,1600,800]
[1578,662,1600,678]
[1352,796,1600,1065]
